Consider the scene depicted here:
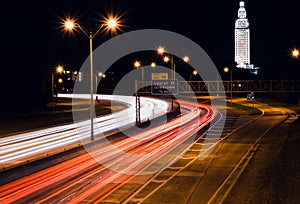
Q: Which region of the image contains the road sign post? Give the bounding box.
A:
[152,79,178,110]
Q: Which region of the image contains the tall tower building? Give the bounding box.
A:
[235,1,253,69]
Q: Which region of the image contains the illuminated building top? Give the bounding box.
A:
[235,1,253,69]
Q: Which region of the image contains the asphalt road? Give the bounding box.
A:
[102,98,297,204]
[0,99,217,203]
[0,97,297,203]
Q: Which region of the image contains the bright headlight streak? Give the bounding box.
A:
[0,95,169,168]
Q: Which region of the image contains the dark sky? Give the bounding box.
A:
[1,0,300,114]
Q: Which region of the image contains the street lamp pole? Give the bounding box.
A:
[51,73,55,105]
[224,66,233,105]
[230,68,233,105]
[171,56,174,79]
[89,32,95,140]
[63,16,119,141]
[51,65,64,106]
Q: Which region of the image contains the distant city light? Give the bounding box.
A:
[193,70,198,75]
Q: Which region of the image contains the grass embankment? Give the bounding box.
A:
[255,98,300,114]
[251,98,300,202]
[230,101,263,116]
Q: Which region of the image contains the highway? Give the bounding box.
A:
[106,98,296,204]
[0,94,169,171]
[0,97,217,203]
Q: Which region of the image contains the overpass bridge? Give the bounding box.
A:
[137,80,300,94]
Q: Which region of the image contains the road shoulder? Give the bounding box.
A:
[224,106,300,203]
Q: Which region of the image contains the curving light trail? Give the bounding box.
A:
[0,94,168,170]
[0,99,218,203]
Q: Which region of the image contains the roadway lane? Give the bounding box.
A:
[0,101,217,203]
[116,98,291,204]
[0,94,168,171]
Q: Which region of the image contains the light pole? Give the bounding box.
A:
[51,65,64,105]
[95,72,106,92]
[157,46,189,110]
[134,60,143,81]
[157,46,189,80]
[190,70,197,81]
[63,16,120,141]
[157,46,174,79]
[189,70,197,91]
[224,66,233,105]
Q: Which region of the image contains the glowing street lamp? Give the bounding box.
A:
[63,15,121,141]
[64,19,75,31]
[58,78,63,83]
[134,60,144,82]
[157,47,174,79]
[157,46,166,55]
[183,56,190,63]
[224,66,233,105]
[95,72,106,92]
[98,72,106,78]
[52,65,64,105]
[292,48,299,59]
[134,60,141,68]
[156,46,190,79]
[163,56,170,63]
[150,62,156,68]
[190,70,198,81]
[56,65,64,73]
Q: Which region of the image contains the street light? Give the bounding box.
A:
[190,70,198,81]
[157,46,166,55]
[183,56,190,63]
[157,47,174,79]
[292,48,299,59]
[156,46,189,79]
[150,62,156,68]
[95,72,106,92]
[134,60,144,82]
[188,70,198,91]
[224,66,233,105]
[58,78,63,83]
[52,65,64,105]
[63,15,120,141]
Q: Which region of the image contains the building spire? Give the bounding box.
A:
[235,0,251,69]
[238,1,247,19]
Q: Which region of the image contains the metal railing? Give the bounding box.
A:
[136,80,300,94]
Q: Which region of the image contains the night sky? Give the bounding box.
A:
[1,0,300,115]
